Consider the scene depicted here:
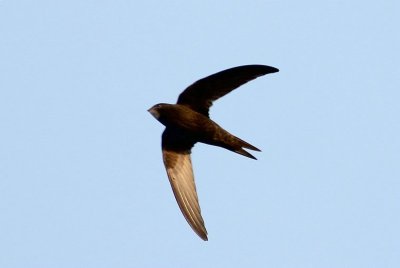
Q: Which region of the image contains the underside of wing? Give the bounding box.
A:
[162,129,208,240]
[177,64,279,116]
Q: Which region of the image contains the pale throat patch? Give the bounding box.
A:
[149,108,160,119]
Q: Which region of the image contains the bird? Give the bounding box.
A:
[148,64,279,241]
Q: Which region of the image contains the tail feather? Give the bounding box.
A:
[207,127,261,159]
[225,135,261,160]
[234,147,257,160]
[235,136,261,152]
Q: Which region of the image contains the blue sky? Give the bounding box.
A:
[1,1,399,267]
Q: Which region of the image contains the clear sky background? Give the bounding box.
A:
[1,1,399,267]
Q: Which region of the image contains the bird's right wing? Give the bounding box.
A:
[162,128,208,241]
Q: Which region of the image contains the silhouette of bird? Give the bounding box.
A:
[148,65,279,240]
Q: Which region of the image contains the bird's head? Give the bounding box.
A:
[147,103,170,120]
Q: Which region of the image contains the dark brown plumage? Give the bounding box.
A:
[148,65,279,240]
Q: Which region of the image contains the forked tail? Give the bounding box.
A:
[210,132,261,160]
[229,136,261,160]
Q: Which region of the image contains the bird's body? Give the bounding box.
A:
[148,65,279,240]
[151,103,213,134]
[150,103,260,159]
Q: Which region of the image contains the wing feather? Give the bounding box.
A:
[177,64,279,116]
[162,129,208,240]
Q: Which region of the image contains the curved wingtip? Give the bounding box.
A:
[195,228,208,241]
[270,66,279,73]
[258,65,279,74]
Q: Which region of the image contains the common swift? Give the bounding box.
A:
[148,64,279,240]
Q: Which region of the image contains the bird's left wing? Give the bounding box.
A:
[161,128,208,241]
[177,65,279,116]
